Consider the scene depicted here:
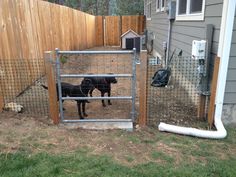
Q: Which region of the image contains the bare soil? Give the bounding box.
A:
[0,111,182,166]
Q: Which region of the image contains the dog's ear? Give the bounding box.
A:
[82,78,92,85]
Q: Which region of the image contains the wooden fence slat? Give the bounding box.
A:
[208,56,220,128]
[0,0,145,105]
[138,51,148,126]
[0,95,4,113]
[45,51,59,124]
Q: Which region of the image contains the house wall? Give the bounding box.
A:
[146,0,223,60]
[222,14,236,124]
[224,16,236,104]
[145,0,223,106]
[145,0,236,124]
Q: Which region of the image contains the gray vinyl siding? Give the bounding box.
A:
[147,11,169,57]
[146,0,223,58]
[146,0,236,104]
[224,16,236,104]
[145,0,226,104]
[169,2,223,57]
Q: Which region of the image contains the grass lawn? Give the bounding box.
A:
[0,113,236,177]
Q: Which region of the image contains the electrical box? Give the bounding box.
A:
[192,40,206,59]
[167,1,176,20]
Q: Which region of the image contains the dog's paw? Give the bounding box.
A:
[102,104,106,107]
[108,102,112,105]
[84,113,88,117]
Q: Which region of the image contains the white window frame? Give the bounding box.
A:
[156,0,165,12]
[176,0,205,21]
[161,0,165,11]
[156,0,161,12]
[146,0,152,20]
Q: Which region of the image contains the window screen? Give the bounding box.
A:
[161,0,165,8]
[178,0,187,15]
[156,0,160,9]
[190,0,203,13]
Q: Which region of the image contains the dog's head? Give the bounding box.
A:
[81,78,94,90]
[105,74,117,84]
[107,77,117,84]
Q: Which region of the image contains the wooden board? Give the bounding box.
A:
[138,51,148,126]
[208,56,220,128]
[197,95,206,120]
[0,0,98,99]
[105,16,121,46]
[45,52,59,124]
[0,95,4,112]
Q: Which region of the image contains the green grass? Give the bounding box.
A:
[1,151,236,177]
[151,151,174,163]
[0,127,236,177]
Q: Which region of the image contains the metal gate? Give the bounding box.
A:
[55,48,138,128]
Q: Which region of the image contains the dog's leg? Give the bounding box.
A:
[62,100,66,111]
[82,102,88,117]
[108,90,112,105]
[77,101,84,119]
[101,92,106,107]
[89,87,95,97]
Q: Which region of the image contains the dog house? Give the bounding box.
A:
[121,29,141,52]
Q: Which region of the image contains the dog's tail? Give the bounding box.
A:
[41,84,48,90]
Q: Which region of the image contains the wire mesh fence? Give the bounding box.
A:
[55,49,137,120]
[0,59,49,116]
[147,56,207,127]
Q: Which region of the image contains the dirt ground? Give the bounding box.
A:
[0,111,181,166]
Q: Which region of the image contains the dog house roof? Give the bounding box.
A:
[121,29,139,38]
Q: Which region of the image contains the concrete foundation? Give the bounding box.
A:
[222,104,236,125]
[60,119,133,131]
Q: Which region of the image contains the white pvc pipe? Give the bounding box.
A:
[158,118,226,139]
[158,0,235,139]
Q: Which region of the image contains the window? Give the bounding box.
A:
[146,0,152,20]
[156,0,165,12]
[161,0,165,10]
[156,0,160,12]
[176,0,205,21]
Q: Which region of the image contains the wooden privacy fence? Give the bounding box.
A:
[96,15,146,46]
[0,0,145,109]
[0,0,97,101]
[0,0,97,60]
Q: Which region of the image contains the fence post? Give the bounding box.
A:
[0,94,4,112]
[208,56,220,128]
[138,50,148,126]
[197,95,206,120]
[45,51,59,124]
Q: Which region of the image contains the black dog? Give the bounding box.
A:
[85,76,117,107]
[41,79,93,119]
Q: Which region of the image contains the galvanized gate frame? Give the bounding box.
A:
[55,48,138,124]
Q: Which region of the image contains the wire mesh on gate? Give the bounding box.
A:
[147,55,207,127]
[0,59,49,116]
[54,49,136,121]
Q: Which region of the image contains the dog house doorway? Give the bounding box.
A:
[53,48,139,130]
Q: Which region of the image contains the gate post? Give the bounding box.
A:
[0,94,4,112]
[208,56,220,128]
[138,50,148,126]
[45,51,59,124]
